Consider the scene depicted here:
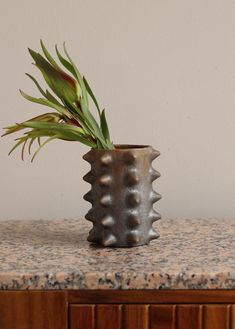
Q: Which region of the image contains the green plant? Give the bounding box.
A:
[2,40,114,161]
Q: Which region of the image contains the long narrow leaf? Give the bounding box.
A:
[63,43,89,106]
[31,136,57,162]
[20,90,72,118]
[80,98,108,148]
[8,137,27,156]
[100,109,110,141]
[22,120,85,135]
[2,112,62,137]
[28,137,36,154]
[21,139,28,161]
[45,90,62,105]
[28,48,78,103]
[21,121,96,147]
[25,73,62,106]
[25,74,47,98]
[40,40,61,70]
[55,45,76,76]
[57,131,96,146]
[83,77,101,116]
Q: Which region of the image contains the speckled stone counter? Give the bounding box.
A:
[0,219,234,290]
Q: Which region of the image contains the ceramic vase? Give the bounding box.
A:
[83,145,161,247]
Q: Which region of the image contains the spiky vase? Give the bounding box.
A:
[83,145,161,247]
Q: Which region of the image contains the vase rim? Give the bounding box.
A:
[89,144,152,151]
[114,144,151,150]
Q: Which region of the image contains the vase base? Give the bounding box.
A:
[87,230,160,248]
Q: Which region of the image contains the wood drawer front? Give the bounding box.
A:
[69,304,235,329]
[0,291,67,329]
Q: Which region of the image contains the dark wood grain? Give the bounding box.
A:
[124,305,149,329]
[0,290,235,329]
[230,305,235,329]
[203,305,231,329]
[0,291,67,329]
[177,305,202,329]
[97,304,122,329]
[150,305,176,329]
[69,304,95,329]
[67,290,235,304]
[232,306,235,329]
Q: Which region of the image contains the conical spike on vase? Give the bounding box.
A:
[149,167,161,182]
[83,151,94,164]
[85,209,96,222]
[83,190,94,203]
[100,153,113,166]
[150,148,160,161]
[83,171,95,184]
[103,234,117,247]
[148,228,159,241]
[126,230,140,244]
[99,174,112,186]
[149,190,162,203]
[101,215,115,227]
[127,213,141,228]
[126,192,141,207]
[124,170,139,186]
[100,194,113,207]
[87,228,100,243]
[122,152,137,165]
[149,209,161,222]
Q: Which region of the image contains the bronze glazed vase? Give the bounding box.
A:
[83,145,161,247]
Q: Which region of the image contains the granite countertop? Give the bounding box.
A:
[0,219,234,290]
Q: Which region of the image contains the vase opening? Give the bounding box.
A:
[114,144,150,150]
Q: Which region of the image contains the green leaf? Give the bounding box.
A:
[63,43,88,106]
[80,98,108,148]
[20,89,48,106]
[8,137,27,156]
[31,135,57,162]
[58,131,96,146]
[2,123,24,137]
[55,45,76,76]
[25,73,47,98]
[40,40,61,70]
[28,137,36,154]
[96,139,103,149]
[21,138,28,161]
[28,48,78,103]
[100,109,110,141]
[22,120,82,133]
[20,90,72,118]
[83,76,101,116]
[25,73,62,106]
[2,113,62,137]
[45,90,62,106]
[21,121,95,147]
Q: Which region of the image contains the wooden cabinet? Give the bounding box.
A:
[0,291,67,329]
[0,290,234,329]
[69,303,234,329]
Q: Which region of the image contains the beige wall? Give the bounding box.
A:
[1,0,235,220]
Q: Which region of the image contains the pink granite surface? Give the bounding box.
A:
[0,219,234,290]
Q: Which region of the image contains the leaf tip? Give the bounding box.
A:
[40,39,45,51]
[28,47,33,55]
[19,89,25,97]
